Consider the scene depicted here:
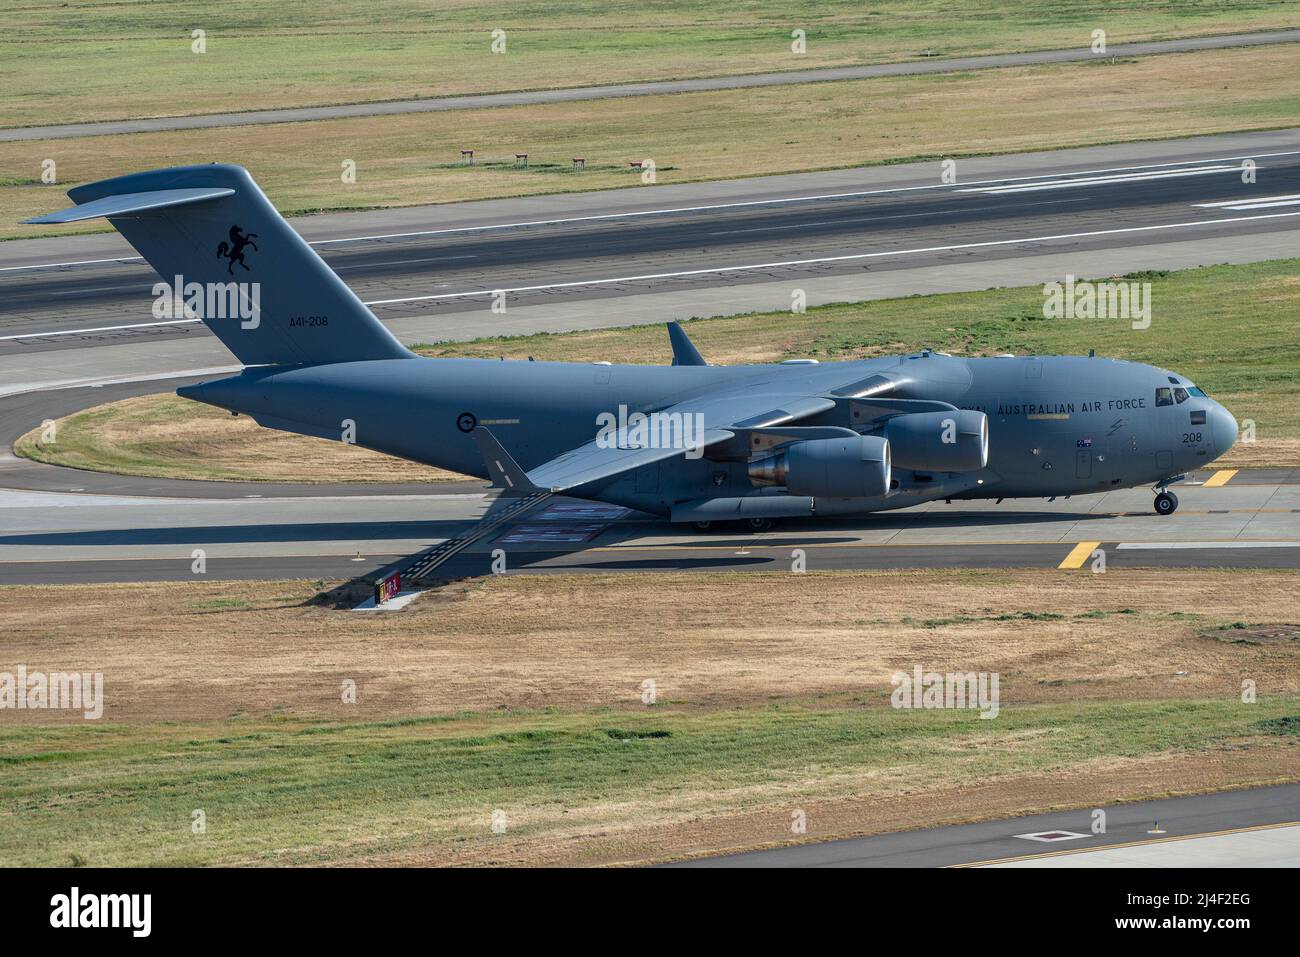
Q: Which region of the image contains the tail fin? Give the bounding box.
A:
[26,164,411,366]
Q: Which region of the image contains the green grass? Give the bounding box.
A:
[0,696,1293,866]
[3,1,1296,128]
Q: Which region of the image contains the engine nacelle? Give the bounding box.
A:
[748,435,891,498]
[883,410,988,472]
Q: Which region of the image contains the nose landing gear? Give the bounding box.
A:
[1154,490,1179,516]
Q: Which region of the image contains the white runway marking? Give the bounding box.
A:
[13,207,1300,339]
[0,318,200,341]
[47,283,149,296]
[334,254,478,270]
[1015,830,1090,843]
[703,198,1089,237]
[959,165,1239,194]
[362,209,1300,306]
[0,256,147,273]
[1195,192,1300,207]
[6,148,1300,272]
[1194,192,1300,211]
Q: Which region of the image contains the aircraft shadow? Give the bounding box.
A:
[0,520,457,548]
[438,553,777,576]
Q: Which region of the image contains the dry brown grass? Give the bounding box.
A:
[3,569,1297,725]
[14,393,467,483]
[1213,438,1300,470]
[3,570,1297,866]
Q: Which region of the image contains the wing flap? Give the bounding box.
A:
[528,428,734,491]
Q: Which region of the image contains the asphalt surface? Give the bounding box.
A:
[668,783,1300,867]
[2,469,1296,583]
[5,29,1298,143]
[8,133,1300,356]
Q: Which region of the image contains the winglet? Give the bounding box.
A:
[474,427,540,495]
[667,322,707,366]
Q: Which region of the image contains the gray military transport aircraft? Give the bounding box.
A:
[29,165,1237,540]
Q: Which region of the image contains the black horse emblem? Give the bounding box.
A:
[215,225,258,274]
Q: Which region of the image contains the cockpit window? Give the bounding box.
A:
[1155,387,1173,407]
[1188,386,1207,397]
[1174,387,1189,403]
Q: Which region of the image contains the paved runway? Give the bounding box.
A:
[6,128,1300,401]
[669,783,1300,867]
[1,468,1296,584]
[5,30,1297,143]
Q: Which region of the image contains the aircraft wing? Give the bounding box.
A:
[525,390,839,493]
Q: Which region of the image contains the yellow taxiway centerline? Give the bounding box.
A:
[1057,541,1102,569]
[1202,469,1239,487]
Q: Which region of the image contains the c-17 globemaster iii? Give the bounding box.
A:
[29,165,1237,543]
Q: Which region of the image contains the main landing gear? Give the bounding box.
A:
[690,517,777,533]
[1154,490,1179,516]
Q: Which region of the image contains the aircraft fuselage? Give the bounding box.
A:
[181,350,1236,519]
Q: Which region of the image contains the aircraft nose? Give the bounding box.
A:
[1210,403,1237,454]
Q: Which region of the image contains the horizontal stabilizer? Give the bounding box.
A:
[24,187,235,224]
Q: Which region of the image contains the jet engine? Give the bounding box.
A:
[748,435,891,498]
[883,410,988,472]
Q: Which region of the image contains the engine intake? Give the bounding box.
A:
[883,410,988,472]
[748,435,891,498]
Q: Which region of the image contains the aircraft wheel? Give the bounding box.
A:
[1154,491,1179,516]
[744,517,775,533]
[691,521,716,533]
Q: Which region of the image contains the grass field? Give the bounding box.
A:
[18,258,1300,479]
[13,393,467,484]
[6,43,1300,241]
[0,569,1296,866]
[2,1,1295,128]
